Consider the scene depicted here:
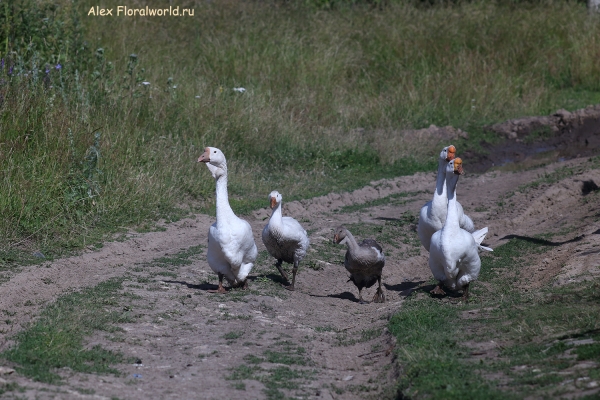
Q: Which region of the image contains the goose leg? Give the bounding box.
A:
[372,276,385,303]
[430,282,446,296]
[358,288,369,304]
[275,259,289,282]
[208,273,227,294]
[461,283,470,301]
[284,259,298,291]
[231,278,249,290]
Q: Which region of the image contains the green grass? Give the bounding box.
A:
[345,212,420,252]
[1,278,131,384]
[389,238,600,399]
[152,245,204,266]
[3,0,600,260]
[223,330,245,341]
[228,338,315,400]
[336,327,384,347]
[336,191,423,214]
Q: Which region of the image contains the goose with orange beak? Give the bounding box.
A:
[262,190,310,291]
[417,145,476,252]
[428,158,491,301]
[198,147,258,293]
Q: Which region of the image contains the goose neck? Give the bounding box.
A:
[445,174,460,229]
[269,203,284,229]
[215,174,236,222]
[435,159,447,197]
[343,230,360,252]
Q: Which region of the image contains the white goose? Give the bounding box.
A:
[198,147,258,293]
[262,191,310,291]
[417,145,475,252]
[429,158,491,300]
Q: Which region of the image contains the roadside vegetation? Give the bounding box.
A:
[2,0,600,261]
[389,238,600,399]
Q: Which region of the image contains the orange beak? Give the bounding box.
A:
[270,197,277,209]
[453,157,464,175]
[197,147,211,163]
[446,145,456,162]
[334,234,339,243]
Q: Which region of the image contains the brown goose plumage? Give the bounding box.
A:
[334,226,385,304]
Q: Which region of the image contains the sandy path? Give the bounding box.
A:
[1,156,600,399]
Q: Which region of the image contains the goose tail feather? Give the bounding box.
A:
[471,227,493,252]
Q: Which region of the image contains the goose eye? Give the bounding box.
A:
[213,150,216,153]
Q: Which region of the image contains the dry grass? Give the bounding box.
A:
[2,0,600,258]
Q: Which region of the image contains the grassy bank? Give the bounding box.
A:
[2,278,130,384]
[2,0,600,259]
[389,238,600,399]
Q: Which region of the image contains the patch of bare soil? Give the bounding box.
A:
[1,107,600,399]
[468,105,600,172]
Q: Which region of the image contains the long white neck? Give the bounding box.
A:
[215,169,236,225]
[433,158,447,207]
[445,172,460,230]
[343,230,359,252]
[269,202,284,231]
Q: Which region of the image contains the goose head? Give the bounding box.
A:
[333,226,348,244]
[440,145,456,163]
[198,147,227,179]
[446,157,464,176]
[269,190,282,209]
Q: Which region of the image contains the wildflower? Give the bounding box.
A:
[142,81,150,86]
[195,95,200,99]
[172,85,177,89]
[233,87,246,93]
[45,68,50,74]
[55,64,62,70]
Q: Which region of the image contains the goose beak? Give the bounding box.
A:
[333,234,339,243]
[454,157,464,175]
[197,147,211,163]
[270,197,277,209]
[446,145,456,162]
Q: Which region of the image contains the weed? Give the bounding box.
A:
[337,191,422,214]
[575,342,600,361]
[336,327,382,347]
[222,312,251,321]
[315,326,338,333]
[223,331,245,341]
[2,278,130,383]
[226,339,315,399]
[0,382,24,395]
[153,246,204,267]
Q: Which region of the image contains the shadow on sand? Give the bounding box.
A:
[162,280,219,291]
[500,234,584,247]
[383,280,425,298]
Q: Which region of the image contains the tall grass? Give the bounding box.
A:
[1,0,600,257]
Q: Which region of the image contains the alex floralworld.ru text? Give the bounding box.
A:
[87,6,195,17]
